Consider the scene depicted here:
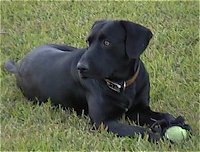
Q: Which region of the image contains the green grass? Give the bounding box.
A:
[1,1,199,151]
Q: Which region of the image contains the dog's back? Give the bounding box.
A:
[5,45,87,108]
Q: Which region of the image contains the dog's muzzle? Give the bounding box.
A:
[77,62,90,78]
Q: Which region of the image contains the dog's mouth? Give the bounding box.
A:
[77,62,113,80]
[78,69,110,80]
[78,70,91,79]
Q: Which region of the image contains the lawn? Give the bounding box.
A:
[1,1,199,151]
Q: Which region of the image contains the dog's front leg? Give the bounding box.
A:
[126,104,176,128]
[93,119,161,142]
[87,95,160,141]
[126,82,176,128]
[104,120,161,141]
[126,105,192,137]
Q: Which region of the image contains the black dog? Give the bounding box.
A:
[5,20,190,141]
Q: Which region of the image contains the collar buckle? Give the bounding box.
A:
[105,61,140,93]
[123,81,126,91]
[105,79,123,93]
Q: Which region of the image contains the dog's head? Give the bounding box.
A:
[77,20,153,79]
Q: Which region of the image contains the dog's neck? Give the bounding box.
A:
[108,59,140,83]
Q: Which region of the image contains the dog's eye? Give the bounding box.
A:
[103,40,110,46]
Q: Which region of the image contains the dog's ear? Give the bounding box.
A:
[120,21,153,59]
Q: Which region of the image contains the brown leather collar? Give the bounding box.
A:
[105,62,140,93]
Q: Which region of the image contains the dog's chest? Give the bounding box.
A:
[104,86,136,113]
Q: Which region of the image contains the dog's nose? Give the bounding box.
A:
[77,62,89,72]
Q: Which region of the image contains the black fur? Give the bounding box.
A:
[5,20,191,142]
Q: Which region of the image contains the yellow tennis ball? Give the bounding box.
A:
[165,126,188,143]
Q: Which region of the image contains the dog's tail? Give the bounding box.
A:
[5,60,18,74]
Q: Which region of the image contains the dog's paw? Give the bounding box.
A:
[150,119,168,134]
[162,116,192,136]
[170,116,192,132]
[150,113,176,131]
[147,131,161,143]
[150,115,191,136]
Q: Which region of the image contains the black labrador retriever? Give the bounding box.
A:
[5,20,190,141]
